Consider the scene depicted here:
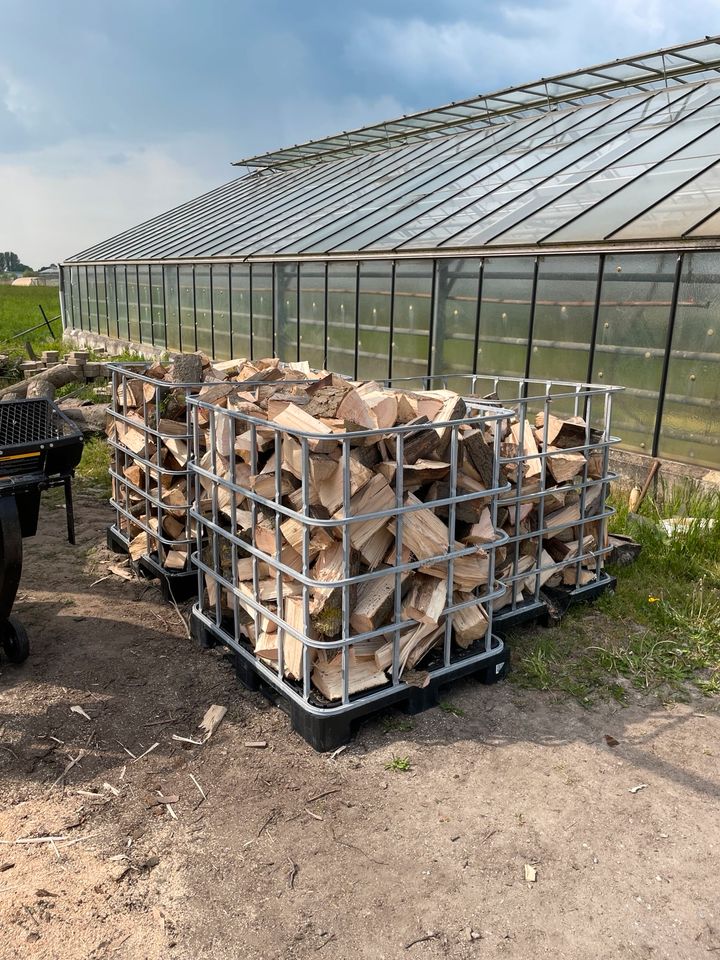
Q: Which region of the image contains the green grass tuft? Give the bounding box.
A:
[438,702,466,717]
[385,755,412,772]
[75,437,112,497]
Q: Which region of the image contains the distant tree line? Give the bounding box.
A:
[0,251,32,274]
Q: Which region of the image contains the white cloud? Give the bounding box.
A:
[347,2,720,90]
[0,136,222,266]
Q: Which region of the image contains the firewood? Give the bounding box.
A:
[308,541,354,636]
[271,404,337,453]
[281,596,314,681]
[546,447,586,484]
[402,575,447,626]
[451,597,488,648]
[461,429,496,489]
[510,420,542,478]
[311,654,387,701]
[351,570,410,634]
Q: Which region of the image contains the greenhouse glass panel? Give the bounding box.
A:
[392,260,433,383]
[194,265,213,355]
[275,262,299,362]
[592,252,677,452]
[357,260,392,381]
[127,266,140,342]
[610,163,720,240]
[529,255,599,407]
[251,263,274,359]
[211,264,230,359]
[115,266,129,340]
[104,267,116,338]
[179,266,195,352]
[86,267,98,333]
[96,267,108,336]
[150,265,166,347]
[326,261,357,376]
[70,266,81,330]
[164,266,181,351]
[660,252,720,467]
[433,258,480,385]
[477,257,535,377]
[231,264,251,359]
[299,262,326,371]
[137,265,152,344]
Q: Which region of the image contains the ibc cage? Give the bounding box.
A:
[188,393,513,750]
[107,361,315,598]
[385,374,623,627]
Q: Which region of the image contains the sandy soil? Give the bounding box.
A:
[0,494,718,960]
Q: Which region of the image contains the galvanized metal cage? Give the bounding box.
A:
[107,361,314,590]
[385,374,622,626]
[188,392,513,720]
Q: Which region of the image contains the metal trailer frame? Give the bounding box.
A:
[106,361,313,599]
[187,394,514,750]
[385,373,623,628]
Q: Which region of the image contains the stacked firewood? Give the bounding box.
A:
[194,373,508,701]
[108,354,322,571]
[112,355,609,701]
[490,407,607,607]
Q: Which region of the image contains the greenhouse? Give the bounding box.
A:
[61,37,720,468]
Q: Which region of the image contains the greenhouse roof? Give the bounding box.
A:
[67,36,720,264]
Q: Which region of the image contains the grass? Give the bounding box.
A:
[510,480,720,704]
[439,701,466,717]
[385,756,412,772]
[0,286,64,358]
[75,437,112,497]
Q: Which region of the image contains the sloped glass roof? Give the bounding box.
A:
[66,36,720,263]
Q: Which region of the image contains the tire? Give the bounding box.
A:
[2,617,29,664]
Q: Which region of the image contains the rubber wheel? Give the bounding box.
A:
[2,617,29,664]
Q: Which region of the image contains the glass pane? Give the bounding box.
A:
[433,258,480,382]
[391,260,433,382]
[116,266,129,340]
[686,206,720,237]
[660,252,720,467]
[127,266,140,343]
[529,256,599,394]
[357,260,391,381]
[275,263,298,362]
[86,267,98,333]
[212,264,230,360]
[137,265,152,344]
[231,264,251,359]
[151,265,166,347]
[164,266,181,351]
[592,252,677,452]
[477,256,534,377]
[299,263,325,371]
[326,261,356,376]
[179,265,195,352]
[194,265,212,355]
[95,267,108,336]
[611,163,720,240]
[104,267,116,338]
[251,263,273,360]
[70,266,81,330]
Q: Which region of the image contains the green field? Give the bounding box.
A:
[0,285,63,352]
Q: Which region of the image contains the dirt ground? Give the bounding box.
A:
[0,494,718,960]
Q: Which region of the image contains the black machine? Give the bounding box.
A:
[0,398,84,664]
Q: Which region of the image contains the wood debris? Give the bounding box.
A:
[198,705,227,742]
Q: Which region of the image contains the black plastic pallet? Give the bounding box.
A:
[106,525,198,603]
[191,609,510,752]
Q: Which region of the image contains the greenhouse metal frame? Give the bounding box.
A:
[61,36,720,468]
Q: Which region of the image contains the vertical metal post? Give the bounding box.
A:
[135,265,142,344]
[322,261,329,369]
[209,264,216,360]
[652,252,684,458]
[93,264,101,335]
[353,261,360,380]
[249,263,254,361]
[585,254,605,385]
[472,259,484,375]
[176,265,182,354]
[228,263,234,360]
[191,263,198,352]
[160,267,168,348]
[271,263,277,358]
[523,257,540,382]
[427,259,438,379]
[296,261,301,362]
[387,261,396,381]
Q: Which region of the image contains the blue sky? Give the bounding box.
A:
[2,0,719,266]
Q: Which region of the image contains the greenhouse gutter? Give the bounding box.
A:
[60,237,720,267]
